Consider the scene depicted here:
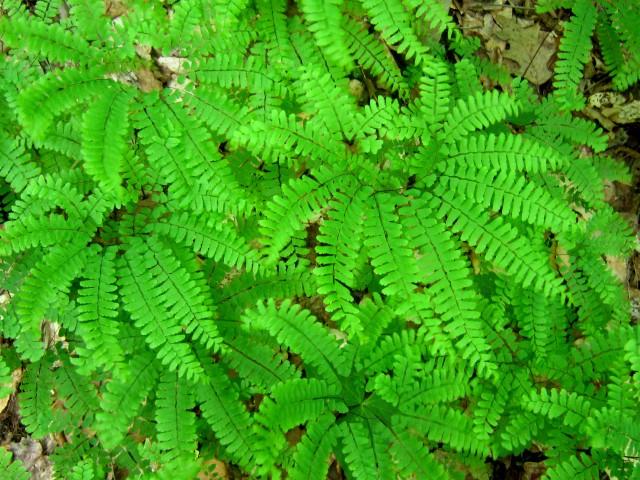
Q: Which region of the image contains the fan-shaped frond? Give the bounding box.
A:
[0,15,95,63]
[81,88,132,194]
[442,90,521,142]
[155,371,197,458]
[361,0,430,64]
[197,362,261,470]
[257,378,347,432]
[117,238,204,380]
[19,356,57,438]
[552,0,596,110]
[289,414,339,480]
[363,193,419,300]
[94,351,159,450]
[343,17,409,96]
[393,404,490,456]
[339,419,394,480]
[74,246,123,374]
[444,132,568,174]
[243,299,350,382]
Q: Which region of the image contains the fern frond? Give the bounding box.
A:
[358,330,427,376]
[13,239,89,360]
[191,55,285,95]
[255,0,296,61]
[182,86,251,137]
[53,354,99,430]
[533,99,608,152]
[215,265,315,318]
[234,109,344,165]
[257,378,347,432]
[299,0,352,70]
[222,334,301,390]
[472,380,510,440]
[155,371,197,458]
[0,15,95,63]
[394,405,490,456]
[243,299,350,382]
[0,215,81,256]
[94,351,160,450]
[591,155,632,185]
[74,246,124,374]
[0,356,12,399]
[431,191,566,298]
[512,287,567,359]
[363,193,419,300]
[68,459,96,480]
[314,185,370,335]
[353,96,401,142]
[117,238,204,380]
[524,388,591,428]
[0,447,30,480]
[0,138,41,193]
[150,210,259,273]
[400,199,495,376]
[67,0,109,43]
[437,164,577,232]
[343,17,409,96]
[544,453,599,480]
[17,67,111,139]
[390,431,450,480]
[197,362,261,470]
[339,419,394,480]
[81,88,132,195]
[258,170,347,263]
[404,0,455,36]
[444,132,568,174]
[361,0,430,64]
[295,65,359,140]
[417,59,452,132]
[18,355,57,438]
[553,0,596,110]
[442,90,521,142]
[289,414,340,480]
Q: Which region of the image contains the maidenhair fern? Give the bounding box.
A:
[539,0,640,109]
[0,1,638,479]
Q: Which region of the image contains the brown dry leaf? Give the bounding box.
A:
[9,438,53,480]
[136,69,163,93]
[603,101,640,124]
[198,458,228,480]
[607,256,629,284]
[493,13,556,85]
[105,0,128,18]
[522,461,546,480]
[459,5,556,85]
[0,368,22,414]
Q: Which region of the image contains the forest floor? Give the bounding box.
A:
[1,1,640,479]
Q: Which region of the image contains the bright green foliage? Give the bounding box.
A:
[552,0,597,110]
[541,0,640,108]
[0,448,30,480]
[0,1,638,479]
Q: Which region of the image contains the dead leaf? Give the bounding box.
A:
[607,255,628,283]
[494,13,556,85]
[198,458,228,480]
[9,438,53,480]
[0,368,22,414]
[136,69,163,93]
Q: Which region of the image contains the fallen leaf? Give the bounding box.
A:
[198,458,228,480]
[0,368,22,414]
[494,13,556,85]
